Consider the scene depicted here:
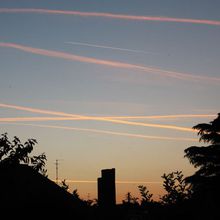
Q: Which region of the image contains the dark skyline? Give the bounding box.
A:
[0,0,220,202]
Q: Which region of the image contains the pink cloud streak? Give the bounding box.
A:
[0,103,194,132]
[0,117,194,132]
[0,42,219,83]
[2,122,197,142]
[0,8,220,26]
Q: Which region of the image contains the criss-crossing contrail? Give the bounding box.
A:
[1,122,197,142]
[0,117,194,132]
[0,8,220,26]
[0,103,215,120]
[0,115,214,122]
[0,42,220,83]
[65,41,157,55]
[0,103,195,132]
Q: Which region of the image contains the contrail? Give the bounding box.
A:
[103,114,216,120]
[65,41,156,55]
[0,117,84,122]
[0,116,194,132]
[0,102,215,120]
[1,122,197,142]
[0,103,83,118]
[0,42,220,83]
[0,8,220,26]
[0,115,215,132]
[0,103,195,132]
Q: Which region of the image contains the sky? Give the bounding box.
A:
[0,0,220,202]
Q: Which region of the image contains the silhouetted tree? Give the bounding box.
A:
[71,189,97,207]
[122,192,139,205]
[61,179,69,191]
[160,171,191,205]
[30,153,47,176]
[71,189,91,207]
[84,197,98,207]
[87,198,98,207]
[72,189,80,199]
[84,199,94,206]
[184,113,220,196]
[0,133,47,176]
[138,185,153,205]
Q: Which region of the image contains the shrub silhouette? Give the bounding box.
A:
[160,171,191,205]
[184,113,220,194]
[0,133,47,176]
[138,185,153,205]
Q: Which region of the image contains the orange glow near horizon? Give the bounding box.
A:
[55,179,162,184]
[54,179,164,202]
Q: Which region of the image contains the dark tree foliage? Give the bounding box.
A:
[86,198,98,207]
[72,189,80,200]
[160,171,191,205]
[138,185,153,204]
[71,189,97,207]
[122,192,139,205]
[61,179,69,191]
[184,113,220,189]
[0,133,47,176]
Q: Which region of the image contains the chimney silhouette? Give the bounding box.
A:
[97,168,116,208]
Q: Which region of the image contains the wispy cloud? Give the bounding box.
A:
[0,114,214,121]
[0,8,220,26]
[104,114,216,120]
[0,117,83,122]
[0,116,194,132]
[65,41,157,55]
[0,103,195,132]
[1,122,197,142]
[0,103,82,118]
[1,103,214,120]
[0,42,220,83]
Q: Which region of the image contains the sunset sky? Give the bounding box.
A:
[0,0,220,202]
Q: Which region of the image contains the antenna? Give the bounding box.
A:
[55,159,63,184]
[55,159,59,184]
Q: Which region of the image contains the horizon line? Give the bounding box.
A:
[54,179,162,184]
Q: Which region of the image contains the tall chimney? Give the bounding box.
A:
[97,168,116,208]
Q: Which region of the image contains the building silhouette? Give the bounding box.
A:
[97,168,116,208]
